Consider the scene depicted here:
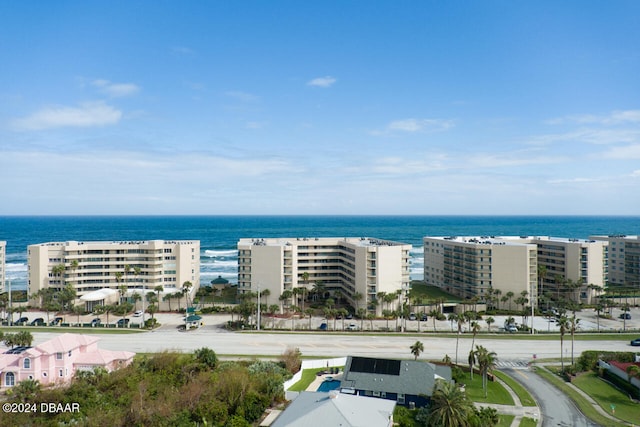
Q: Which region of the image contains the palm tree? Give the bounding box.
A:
[430,309,440,332]
[537,265,547,308]
[493,289,502,310]
[557,315,569,372]
[505,291,515,312]
[410,340,424,360]
[594,301,605,332]
[474,345,497,398]
[485,316,495,332]
[182,281,193,308]
[357,308,366,330]
[382,309,392,330]
[454,313,464,365]
[304,307,314,330]
[154,285,164,311]
[132,292,142,311]
[426,379,475,427]
[570,315,580,366]
[353,291,363,313]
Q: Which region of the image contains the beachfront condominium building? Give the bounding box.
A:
[423,236,608,306]
[0,241,5,293]
[237,237,412,316]
[532,236,608,304]
[423,236,538,306]
[591,235,639,290]
[28,240,200,310]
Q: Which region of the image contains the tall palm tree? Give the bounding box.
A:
[454,313,464,365]
[410,340,424,360]
[493,289,502,310]
[505,291,515,312]
[430,309,440,332]
[557,315,569,372]
[570,315,580,366]
[426,379,475,427]
[474,345,497,398]
[537,265,547,308]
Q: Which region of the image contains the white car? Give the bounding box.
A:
[133,310,143,317]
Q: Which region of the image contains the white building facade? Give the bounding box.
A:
[28,240,200,308]
[237,237,412,315]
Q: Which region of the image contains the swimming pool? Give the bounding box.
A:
[317,380,341,392]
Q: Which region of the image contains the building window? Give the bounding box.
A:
[56,352,63,360]
[59,369,63,377]
[68,350,72,357]
[42,372,48,378]
[397,393,405,404]
[23,358,31,369]
[5,372,15,387]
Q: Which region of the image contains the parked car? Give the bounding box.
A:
[90,318,101,327]
[345,312,353,320]
[318,321,328,331]
[30,318,45,326]
[506,324,518,333]
[116,318,130,327]
[619,313,631,320]
[49,317,64,326]
[133,310,143,317]
[420,313,428,321]
[347,323,359,331]
[630,338,640,347]
[408,313,417,321]
[15,317,29,325]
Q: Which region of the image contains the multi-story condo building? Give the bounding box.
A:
[532,236,608,304]
[591,235,639,290]
[237,237,412,316]
[423,236,538,305]
[424,235,608,306]
[0,241,5,293]
[28,240,200,310]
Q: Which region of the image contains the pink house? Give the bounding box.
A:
[0,333,135,390]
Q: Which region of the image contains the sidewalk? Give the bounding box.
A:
[474,373,542,427]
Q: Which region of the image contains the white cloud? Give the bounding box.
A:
[92,79,140,97]
[12,101,122,130]
[602,143,640,159]
[547,109,640,125]
[371,118,454,135]
[307,76,337,88]
[631,170,640,178]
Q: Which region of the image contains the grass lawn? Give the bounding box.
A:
[536,367,628,427]
[494,370,537,407]
[519,417,537,427]
[409,282,462,303]
[572,372,640,425]
[287,367,326,392]
[496,414,515,427]
[461,372,514,405]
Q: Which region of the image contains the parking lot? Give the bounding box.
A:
[4,305,639,334]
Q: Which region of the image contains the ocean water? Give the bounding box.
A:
[1,215,639,291]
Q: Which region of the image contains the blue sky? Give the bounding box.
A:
[1,1,639,215]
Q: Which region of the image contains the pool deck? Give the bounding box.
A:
[306,372,344,391]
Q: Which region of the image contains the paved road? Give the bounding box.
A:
[27,323,638,360]
[501,366,599,427]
